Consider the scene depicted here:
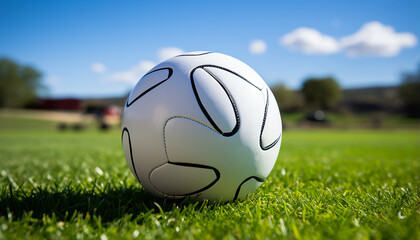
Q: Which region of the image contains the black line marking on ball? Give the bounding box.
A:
[201,65,262,91]
[176,52,213,57]
[233,176,266,201]
[167,162,221,196]
[190,66,241,137]
[126,67,173,107]
[190,68,223,135]
[122,127,141,183]
[201,67,240,137]
[259,89,281,151]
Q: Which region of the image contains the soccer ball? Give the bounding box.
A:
[121,51,282,201]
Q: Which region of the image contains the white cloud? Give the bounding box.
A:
[105,46,185,84]
[280,22,417,57]
[249,39,267,54]
[340,21,417,57]
[107,60,155,84]
[91,62,106,74]
[157,47,184,61]
[280,28,340,54]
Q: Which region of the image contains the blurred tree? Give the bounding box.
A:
[301,77,341,109]
[0,58,43,108]
[399,66,420,118]
[270,84,303,112]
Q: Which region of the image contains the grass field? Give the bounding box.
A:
[0,117,419,239]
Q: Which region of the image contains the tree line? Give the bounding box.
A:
[0,58,44,108]
[271,77,341,111]
[271,68,420,118]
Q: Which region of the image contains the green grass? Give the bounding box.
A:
[0,116,58,132]
[0,117,419,239]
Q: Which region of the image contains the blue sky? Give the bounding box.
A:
[1,0,419,98]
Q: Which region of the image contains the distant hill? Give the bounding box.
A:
[340,86,403,113]
[342,86,399,101]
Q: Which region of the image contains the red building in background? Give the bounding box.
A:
[34,98,82,111]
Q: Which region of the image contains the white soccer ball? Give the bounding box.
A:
[121,51,282,201]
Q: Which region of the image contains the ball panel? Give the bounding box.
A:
[165,117,255,170]
[191,67,238,135]
[234,176,265,200]
[260,89,282,150]
[150,162,218,196]
[127,67,172,107]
